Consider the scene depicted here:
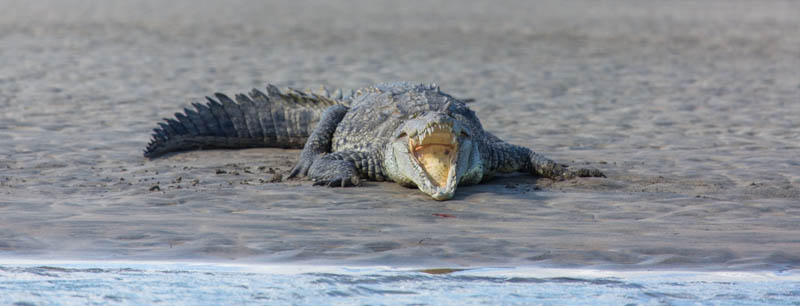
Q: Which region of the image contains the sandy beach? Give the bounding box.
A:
[1,0,799,270]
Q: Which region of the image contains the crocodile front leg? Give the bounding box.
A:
[287,104,349,179]
[308,150,384,187]
[486,141,605,180]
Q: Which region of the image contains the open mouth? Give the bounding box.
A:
[408,123,457,187]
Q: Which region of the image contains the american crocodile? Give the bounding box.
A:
[145,82,604,200]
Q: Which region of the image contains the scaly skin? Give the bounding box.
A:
[145,82,604,200]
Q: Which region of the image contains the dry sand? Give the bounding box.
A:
[1,0,799,270]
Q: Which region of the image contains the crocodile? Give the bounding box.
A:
[144,82,604,200]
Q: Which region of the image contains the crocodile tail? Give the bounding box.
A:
[144,84,351,158]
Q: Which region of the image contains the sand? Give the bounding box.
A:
[1,0,799,270]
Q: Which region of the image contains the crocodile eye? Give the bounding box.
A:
[460,131,470,138]
[396,132,408,139]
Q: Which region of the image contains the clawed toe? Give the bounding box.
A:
[288,160,313,179]
[573,167,605,178]
[287,167,302,179]
[553,165,605,181]
[312,176,360,187]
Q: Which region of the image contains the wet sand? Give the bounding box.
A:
[1,0,799,270]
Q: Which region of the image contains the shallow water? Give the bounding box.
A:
[2,262,799,305]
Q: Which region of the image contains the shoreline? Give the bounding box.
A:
[3,258,799,279]
[1,253,796,274]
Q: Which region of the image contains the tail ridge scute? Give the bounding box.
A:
[173,113,198,136]
[192,102,224,137]
[249,88,278,145]
[234,93,265,140]
[205,96,237,138]
[144,84,347,158]
[183,107,209,136]
[165,118,188,135]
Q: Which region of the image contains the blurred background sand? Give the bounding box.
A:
[1,0,799,269]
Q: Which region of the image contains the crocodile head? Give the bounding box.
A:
[385,111,484,200]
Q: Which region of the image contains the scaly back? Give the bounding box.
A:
[331,82,481,152]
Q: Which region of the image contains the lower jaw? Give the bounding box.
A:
[418,172,457,200]
[411,145,456,188]
[427,188,455,201]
